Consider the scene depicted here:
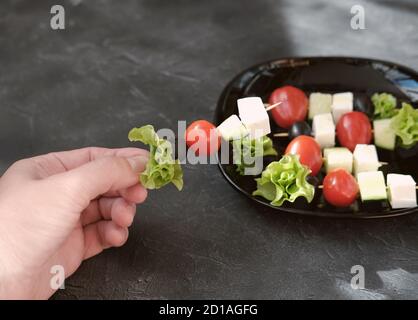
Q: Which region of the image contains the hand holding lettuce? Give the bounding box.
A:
[128,125,183,191]
[253,154,315,206]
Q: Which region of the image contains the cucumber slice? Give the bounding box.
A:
[308,93,332,120]
[373,119,396,150]
[357,171,388,201]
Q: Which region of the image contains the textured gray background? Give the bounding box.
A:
[1,0,418,299]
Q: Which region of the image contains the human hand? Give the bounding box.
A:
[0,147,149,299]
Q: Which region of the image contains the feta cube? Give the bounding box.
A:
[237,97,271,139]
[324,147,353,173]
[387,174,417,209]
[331,92,353,123]
[357,171,387,201]
[308,93,332,120]
[312,113,335,148]
[353,144,381,176]
[217,115,248,141]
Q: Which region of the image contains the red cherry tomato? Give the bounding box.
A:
[185,120,220,156]
[336,111,372,152]
[285,135,323,176]
[323,169,359,207]
[268,86,308,129]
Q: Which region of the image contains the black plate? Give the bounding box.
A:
[215,57,418,218]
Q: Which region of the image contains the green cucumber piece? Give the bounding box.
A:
[308,93,332,120]
[373,119,396,150]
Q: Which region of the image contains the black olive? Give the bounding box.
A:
[396,143,418,160]
[354,94,374,118]
[288,121,312,140]
[306,175,320,188]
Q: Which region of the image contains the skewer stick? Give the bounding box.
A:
[264,102,282,112]
[317,158,388,166]
[274,130,375,138]
[317,185,417,189]
[273,132,290,137]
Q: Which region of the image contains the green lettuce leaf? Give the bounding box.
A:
[128,125,183,191]
[390,102,418,148]
[372,93,398,119]
[252,154,315,206]
[233,135,278,175]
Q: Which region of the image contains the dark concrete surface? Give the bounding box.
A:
[1,0,418,299]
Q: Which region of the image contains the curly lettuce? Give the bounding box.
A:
[372,93,398,119]
[128,125,183,190]
[391,103,418,148]
[232,135,278,175]
[252,154,315,206]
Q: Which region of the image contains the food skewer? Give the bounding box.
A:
[318,158,388,165]
[273,130,375,138]
[314,171,417,209]
[317,185,418,189]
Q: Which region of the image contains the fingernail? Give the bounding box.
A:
[127,155,149,173]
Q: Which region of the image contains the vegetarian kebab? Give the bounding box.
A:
[212,87,418,209]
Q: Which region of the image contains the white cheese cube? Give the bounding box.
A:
[308,93,332,120]
[324,147,353,173]
[312,113,335,148]
[357,171,387,201]
[217,115,248,141]
[331,92,353,123]
[237,97,271,139]
[387,174,417,209]
[353,144,381,176]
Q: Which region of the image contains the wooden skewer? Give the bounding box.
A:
[318,185,418,189]
[318,158,388,165]
[264,102,282,112]
[273,132,290,137]
[274,129,375,138]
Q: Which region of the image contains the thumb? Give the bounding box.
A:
[49,154,149,206]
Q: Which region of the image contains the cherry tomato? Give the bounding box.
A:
[336,111,372,152]
[268,86,308,129]
[185,120,220,156]
[285,135,323,176]
[323,169,359,207]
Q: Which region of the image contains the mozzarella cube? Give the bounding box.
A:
[237,97,271,139]
[331,92,353,123]
[217,115,248,141]
[357,171,387,201]
[324,147,353,173]
[353,144,381,176]
[312,113,335,148]
[308,93,332,120]
[387,174,417,209]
